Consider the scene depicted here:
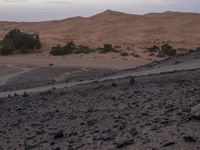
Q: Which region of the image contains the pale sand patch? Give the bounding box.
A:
[0,52,159,69]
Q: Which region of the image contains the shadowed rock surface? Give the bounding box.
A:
[1,68,200,149]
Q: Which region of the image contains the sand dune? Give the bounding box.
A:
[0,10,200,51]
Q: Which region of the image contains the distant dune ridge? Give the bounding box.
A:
[0,10,200,51]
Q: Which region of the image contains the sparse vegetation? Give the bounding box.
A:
[75,45,94,54]
[50,41,133,56]
[50,44,64,56]
[147,43,176,58]
[147,45,160,53]
[0,28,41,55]
[50,41,94,56]
[120,52,129,56]
[161,43,176,56]
[50,41,76,56]
[98,44,115,53]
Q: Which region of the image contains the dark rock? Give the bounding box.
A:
[50,142,55,146]
[87,119,97,127]
[111,82,117,87]
[52,144,60,150]
[174,61,180,64]
[163,141,176,147]
[23,92,28,97]
[54,130,64,139]
[114,134,134,148]
[191,104,200,119]
[183,136,197,142]
[129,78,136,85]
[129,127,138,136]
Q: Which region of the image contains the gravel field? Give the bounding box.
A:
[1,50,200,150]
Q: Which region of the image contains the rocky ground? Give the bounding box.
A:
[1,68,200,150]
[0,66,114,92]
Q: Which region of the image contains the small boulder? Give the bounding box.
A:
[54,130,64,139]
[52,144,60,150]
[114,133,134,148]
[183,136,197,142]
[23,92,28,97]
[191,104,200,119]
[111,82,117,87]
[129,78,136,85]
[163,141,176,147]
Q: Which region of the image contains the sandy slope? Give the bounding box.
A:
[0,10,200,51]
[0,51,155,69]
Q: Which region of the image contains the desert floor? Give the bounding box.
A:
[1,50,200,149]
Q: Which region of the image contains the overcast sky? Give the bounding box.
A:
[0,0,200,21]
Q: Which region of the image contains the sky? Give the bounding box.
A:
[0,0,199,21]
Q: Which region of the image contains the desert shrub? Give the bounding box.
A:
[50,41,95,56]
[62,41,75,54]
[99,44,114,53]
[20,47,28,54]
[0,39,14,55]
[75,45,94,54]
[0,46,14,55]
[50,41,76,56]
[147,45,160,53]
[104,44,113,51]
[0,28,41,55]
[161,43,176,56]
[120,52,129,56]
[50,44,64,56]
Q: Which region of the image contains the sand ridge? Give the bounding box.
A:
[0,10,200,51]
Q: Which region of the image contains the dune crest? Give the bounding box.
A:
[0,10,200,51]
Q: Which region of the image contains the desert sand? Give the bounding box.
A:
[0,10,200,69]
[1,10,200,150]
[0,10,200,51]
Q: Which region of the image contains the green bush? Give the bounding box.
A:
[75,45,94,54]
[50,41,76,56]
[0,28,41,55]
[104,44,112,51]
[62,41,75,54]
[98,44,116,53]
[20,47,28,54]
[50,41,95,56]
[50,44,64,56]
[147,45,160,53]
[161,43,176,56]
